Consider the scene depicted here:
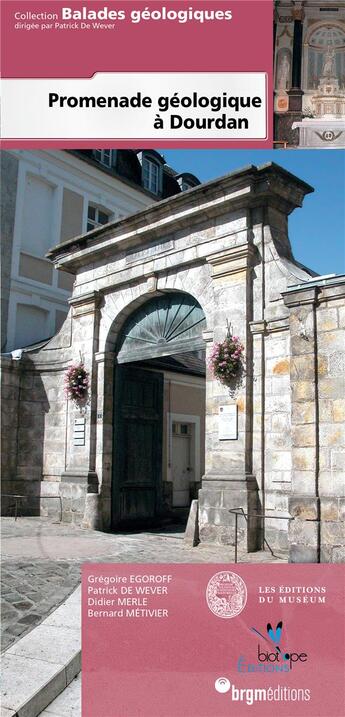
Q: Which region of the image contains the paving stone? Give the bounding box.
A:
[1,606,19,618]
[18,613,43,625]
[12,600,34,611]
[4,624,25,637]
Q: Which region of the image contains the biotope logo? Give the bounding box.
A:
[213,678,311,705]
[237,620,308,673]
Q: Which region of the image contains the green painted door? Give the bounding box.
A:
[112,366,163,528]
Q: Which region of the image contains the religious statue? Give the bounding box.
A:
[277,53,290,90]
[322,46,336,78]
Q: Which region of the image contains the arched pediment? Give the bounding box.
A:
[306,23,345,50]
[116,293,206,363]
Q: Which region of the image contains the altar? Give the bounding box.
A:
[292,46,345,148]
[292,118,345,147]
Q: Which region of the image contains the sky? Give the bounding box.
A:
[160,149,345,276]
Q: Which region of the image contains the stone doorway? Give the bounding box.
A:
[112,364,164,529]
[111,292,206,530]
[171,420,193,508]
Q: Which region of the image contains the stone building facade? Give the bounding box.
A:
[1,149,199,352]
[1,163,344,562]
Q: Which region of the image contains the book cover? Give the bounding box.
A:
[1,2,344,716]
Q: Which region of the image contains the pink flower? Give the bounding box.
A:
[64,362,89,405]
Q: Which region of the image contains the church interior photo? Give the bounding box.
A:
[274,1,345,147]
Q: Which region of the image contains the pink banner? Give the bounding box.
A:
[1,0,273,148]
[82,563,345,716]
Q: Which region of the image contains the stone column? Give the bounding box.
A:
[283,287,320,563]
[198,244,261,550]
[274,4,305,147]
[249,319,267,551]
[91,351,116,530]
[287,5,304,112]
[60,290,102,525]
[273,7,277,64]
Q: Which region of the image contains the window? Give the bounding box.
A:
[143,157,160,194]
[177,174,200,192]
[14,304,49,349]
[93,149,113,167]
[21,175,55,256]
[137,150,164,196]
[87,205,111,232]
[173,422,191,436]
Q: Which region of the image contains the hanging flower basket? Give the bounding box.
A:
[208,334,244,386]
[64,362,89,406]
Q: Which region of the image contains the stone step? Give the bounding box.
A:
[1,586,81,717]
[38,672,81,716]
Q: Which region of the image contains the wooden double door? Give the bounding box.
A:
[112,366,163,528]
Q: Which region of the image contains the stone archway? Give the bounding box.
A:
[111,292,207,529]
[117,292,206,363]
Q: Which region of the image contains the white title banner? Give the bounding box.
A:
[2,72,267,140]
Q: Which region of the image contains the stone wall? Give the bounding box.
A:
[1,358,21,514]
[283,280,345,563]
[318,292,345,562]
[1,310,98,523]
[1,349,67,519]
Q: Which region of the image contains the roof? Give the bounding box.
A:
[285,273,345,291]
[68,149,198,201]
[47,162,314,268]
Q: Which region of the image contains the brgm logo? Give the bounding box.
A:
[215,677,231,693]
[206,571,247,618]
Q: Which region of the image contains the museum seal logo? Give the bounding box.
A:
[206,571,247,618]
